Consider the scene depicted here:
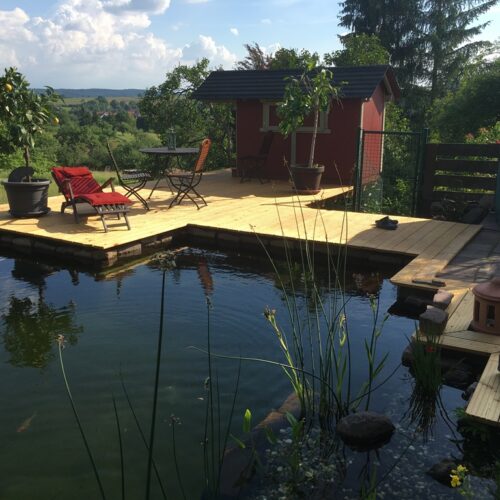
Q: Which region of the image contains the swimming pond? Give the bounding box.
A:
[0,248,494,499]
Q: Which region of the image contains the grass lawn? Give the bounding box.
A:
[0,169,114,205]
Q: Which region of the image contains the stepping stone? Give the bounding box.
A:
[419,305,448,336]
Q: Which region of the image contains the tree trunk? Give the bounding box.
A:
[23,146,30,168]
[309,106,319,168]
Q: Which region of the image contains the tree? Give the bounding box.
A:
[324,33,390,66]
[0,67,61,169]
[338,0,497,98]
[419,0,497,100]
[139,59,234,169]
[429,57,500,141]
[278,62,341,168]
[269,48,319,70]
[338,0,422,87]
[235,43,271,70]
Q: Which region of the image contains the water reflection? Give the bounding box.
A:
[1,259,82,369]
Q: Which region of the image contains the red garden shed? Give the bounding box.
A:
[192,65,400,186]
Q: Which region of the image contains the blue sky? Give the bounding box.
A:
[0,0,498,88]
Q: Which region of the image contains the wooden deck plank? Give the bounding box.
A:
[445,290,474,333]
[466,353,500,425]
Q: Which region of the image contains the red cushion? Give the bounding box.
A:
[76,192,132,206]
[52,166,102,196]
[57,166,91,177]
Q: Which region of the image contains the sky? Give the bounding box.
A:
[0,0,499,89]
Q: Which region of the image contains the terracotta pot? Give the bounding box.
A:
[2,179,51,217]
[290,164,324,194]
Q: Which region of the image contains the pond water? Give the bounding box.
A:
[0,247,494,499]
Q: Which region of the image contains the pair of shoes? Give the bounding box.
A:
[376,216,398,230]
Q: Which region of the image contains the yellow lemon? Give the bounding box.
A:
[4,83,13,92]
[53,116,60,125]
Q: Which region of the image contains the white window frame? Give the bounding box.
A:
[260,101,331,134]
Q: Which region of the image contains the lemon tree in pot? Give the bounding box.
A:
[0,67,60,217]
[278,61,340,194]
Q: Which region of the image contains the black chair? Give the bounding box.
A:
[238,131,274,183]
[166,138,211,209]
[107,141,152,210]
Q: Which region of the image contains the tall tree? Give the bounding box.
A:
[420,0,497,100]
[324,33,390,66]
[338,0,422,87]
[338,0,497,97]
[236,45,319,71]
[235,43,272,70]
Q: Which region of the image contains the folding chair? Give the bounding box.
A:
[165,138,212,209]
[106,141,152,210]
[51,166,132,232]
[238,131,274,183]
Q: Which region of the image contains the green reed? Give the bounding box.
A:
[257,192,390,427]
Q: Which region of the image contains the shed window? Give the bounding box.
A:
[261,102,330,133]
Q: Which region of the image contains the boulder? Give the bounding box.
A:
[443,368,475,390]
[432,290,454,310]
[337,411,395,451]
[427,458,457,487]
[462,382,478,401]
[419,306,448,336]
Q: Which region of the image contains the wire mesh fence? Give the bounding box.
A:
[354,129,427,216]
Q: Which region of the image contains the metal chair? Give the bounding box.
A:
[51,166,132,232]
[165,138,212,209]
[238,131,274,183]
[106,141,152,210]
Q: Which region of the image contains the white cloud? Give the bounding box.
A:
[103,0,171,14]
[261,18,272,24]
[0,2,235,87]
[183,35,237,67]
[230,27,239,36]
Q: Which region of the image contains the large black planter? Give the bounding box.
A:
[2,179,51,217]
[290,164,325,194]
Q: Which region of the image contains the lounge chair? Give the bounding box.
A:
[51,166,132,232]
[238,130,274,183]
[106,141,152,210]
[165,138,211,209]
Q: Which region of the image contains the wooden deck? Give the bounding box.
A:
[0,169,479,277]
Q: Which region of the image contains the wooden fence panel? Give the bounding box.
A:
[419,143,500,217]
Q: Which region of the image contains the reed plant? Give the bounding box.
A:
[256,191,391,428]
[405,328,443,440]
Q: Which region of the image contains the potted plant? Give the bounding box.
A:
[278,62,340,194]
[0,67,61,217]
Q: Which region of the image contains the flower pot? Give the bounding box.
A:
[290,164,325,194]
[2,179,51,217]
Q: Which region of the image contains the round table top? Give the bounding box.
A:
[139,147,198,155]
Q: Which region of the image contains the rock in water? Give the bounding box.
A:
[336,411,395,451]
[427,458,457,486]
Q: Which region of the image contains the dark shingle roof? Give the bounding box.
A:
[192,65,399,101]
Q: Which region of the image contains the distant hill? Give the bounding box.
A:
[34,88,144,98]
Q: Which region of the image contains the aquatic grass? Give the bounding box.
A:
[405,328,443,440]
[145,270,167,500]
[119,375,168,499]
[112,395,125,500]
[56,335,106,500]
[170,414,186,500]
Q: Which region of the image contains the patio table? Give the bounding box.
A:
[140,146,198,199]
